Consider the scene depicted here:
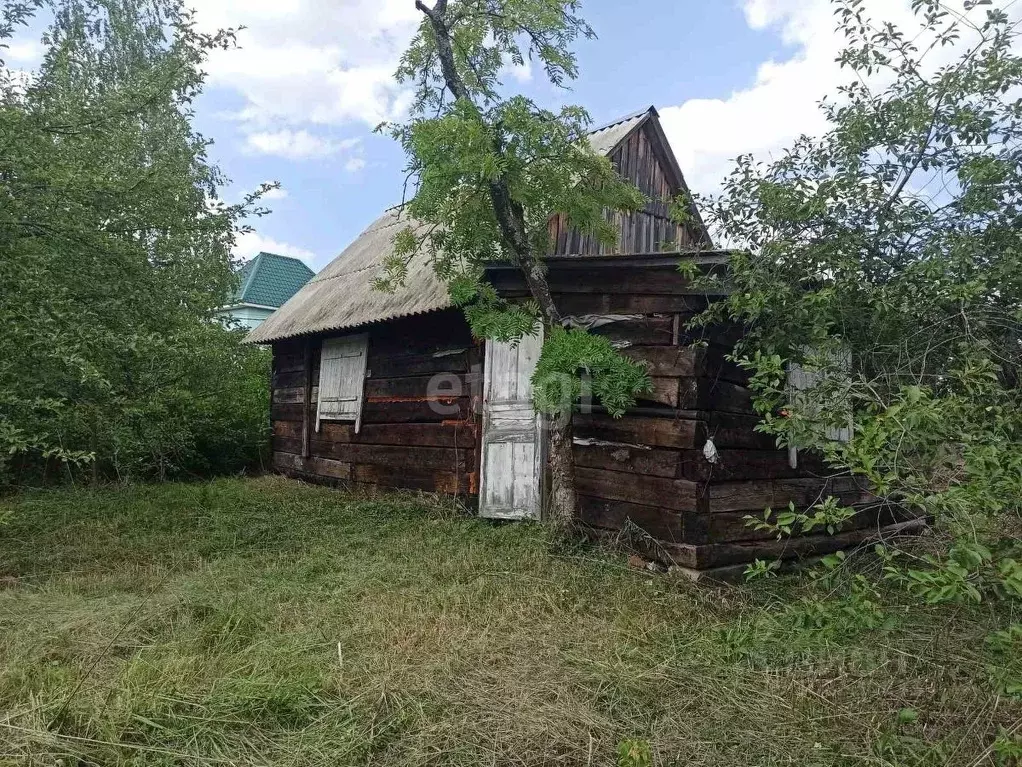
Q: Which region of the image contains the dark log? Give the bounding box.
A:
[365,374,471,400]
[490,267,705,297]
[623,346,703,377]
[580,314,675,346]
[352,464,473,494]
[574,413,702,449]
[271,403,306,422]
[659,519,924,570]
[273,420,303,439]
[272,436,302,454]
[579,495,684,541]
[707,476,875,513]
[272,451,351,480]
[557,293,711,316]
[677,448,822,482]
[575,467,699,512]
[312,442,471,472]
[273,352,305,374]
[272,370,305,389]
[684,504,912,545]
[362,397,470,424]
[705,412,776,450]
[368,349,471,378]
[272,387,306,404]
[573,440,680,478]
[368,309,473,357]
[671,378,755,413]
[317,421,478,448]
[638,377,681,408]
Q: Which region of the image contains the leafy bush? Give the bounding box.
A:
[688,0,1022,601]
[0,0,272,486]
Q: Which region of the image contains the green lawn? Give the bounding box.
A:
[0,477,1018,766]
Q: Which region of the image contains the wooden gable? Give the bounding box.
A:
[548,110,712,256]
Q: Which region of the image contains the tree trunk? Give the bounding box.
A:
[546,403,577,534]
[416,0,580,529]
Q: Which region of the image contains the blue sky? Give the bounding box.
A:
[195,0,806,270]
[6,0,990,271]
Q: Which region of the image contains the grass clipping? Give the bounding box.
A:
[0,476,1019,766]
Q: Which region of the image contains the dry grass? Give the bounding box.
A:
[0,476,1019,766]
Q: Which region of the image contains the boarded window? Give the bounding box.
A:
[317,333,369,433]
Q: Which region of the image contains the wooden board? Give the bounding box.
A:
[574,413,702,449]
[316,421,478,448]
[272,451,351,480]
[367,349,471,378]
[557,293,711,317]
[362,397,470,423]
[704,412,777,450]
[573,440,680,478]
[653,520,923,570]
[578,495,684,541]
[707,476,874,513]
[365,374,472,400]
[583,315,675,346]
[574,467,699,512]
[352,464,473,494]
[677,448,821,482]
[311,441,471,472]
[683,504,911,545]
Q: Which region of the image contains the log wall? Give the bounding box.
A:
[267,263,896,571]
[489,258,894,571]
[269,310,482,496]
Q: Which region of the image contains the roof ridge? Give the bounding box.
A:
[237,252,263,302]
[257,251,315,273]
[588,105,655,135]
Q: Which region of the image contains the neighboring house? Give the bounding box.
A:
[247,107,899,576]
[219,252,315,330]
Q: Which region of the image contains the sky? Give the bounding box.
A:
[2,0,1002,271]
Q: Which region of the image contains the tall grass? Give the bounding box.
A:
[0,477,1018,766]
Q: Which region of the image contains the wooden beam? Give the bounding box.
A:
[301,339,313,458]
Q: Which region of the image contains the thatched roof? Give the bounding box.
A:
[246,107,668,344]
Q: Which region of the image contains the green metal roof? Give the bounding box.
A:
[232,252,315,309]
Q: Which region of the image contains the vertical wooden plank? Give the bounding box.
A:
[301,339,312,458]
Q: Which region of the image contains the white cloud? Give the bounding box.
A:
[660,0,1018,197]
[261,186,289,200]
[193,0,421,132]
[500,57,532,84]
[243,129,361,161]
[234,230,318,267]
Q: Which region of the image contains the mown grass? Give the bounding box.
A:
[0,476,1019,766]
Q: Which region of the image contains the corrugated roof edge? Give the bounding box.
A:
[588,105,656,135]
[246,302,452,344]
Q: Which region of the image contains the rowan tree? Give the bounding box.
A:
[384,0,650,530]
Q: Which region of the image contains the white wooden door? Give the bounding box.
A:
[479,331,544,520]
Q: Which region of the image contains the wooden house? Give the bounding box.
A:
[247,107,903,575]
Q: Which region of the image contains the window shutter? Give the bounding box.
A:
[317,333,369,433]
